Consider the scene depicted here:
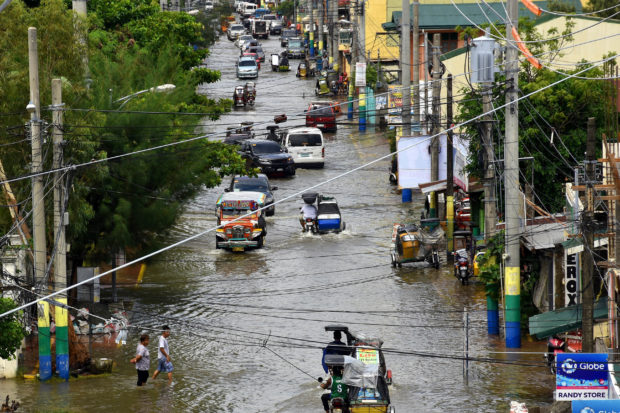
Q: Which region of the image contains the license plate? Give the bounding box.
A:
[317,123,324,127]
[301,153,310,157]
[232,247,244,252]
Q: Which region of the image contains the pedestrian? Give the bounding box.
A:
[130,334,150,386]
[152,325,173,383]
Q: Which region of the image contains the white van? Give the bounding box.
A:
[284,127,325,168]
[242,3,257,17]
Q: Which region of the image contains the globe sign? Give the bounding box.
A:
[580,408,595,413]
[561,358,577,374]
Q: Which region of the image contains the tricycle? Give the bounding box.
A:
[244,81,256,106]
[390,220,442,269]
[453,230,474,284]
[321,325,395,413]
[300,192,345,234]
[233,85,246,107]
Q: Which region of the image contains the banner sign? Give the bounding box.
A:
[355,62,367,87]
[356,348,379,365]
[556,353,608,401]
[572,400,620,413]
[565,252,580,307]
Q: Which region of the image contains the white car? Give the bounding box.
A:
[227,24,246,41]
[205,0,214,11]
[235,34,254,49]
[284,127,325,168]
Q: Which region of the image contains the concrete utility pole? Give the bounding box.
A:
[504,0,521,348]
[423,31,429,134]
[358,0,365,62]
[347,0,357,119]
[482,86,497,240]
[29,27,51,382]
[446,74,454,260]
[582,117,597,353]
[330,0,338,69]
[412,0,419,134]
[52,78,69,381]
[401,0,411,134]
[318,0,324,55]
[430,33,442,218]
[309,0,315,57]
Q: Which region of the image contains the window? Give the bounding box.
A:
[440,32,459,54]
[239,60,256,67]
[252,142,282,153]
[288,134,323,146]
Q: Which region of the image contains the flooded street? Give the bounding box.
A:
[1,35,555,412]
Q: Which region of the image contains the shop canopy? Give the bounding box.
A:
[528,298,608,339]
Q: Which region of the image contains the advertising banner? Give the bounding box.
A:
[572,400,620,413]
[556,353,609,401]
[355,62,366,87]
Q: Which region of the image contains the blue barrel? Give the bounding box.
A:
[402,188,412,203]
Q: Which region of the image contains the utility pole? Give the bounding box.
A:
[430,33,442,218]
[423,31,429,134]
[504,0,521,348]
[347,0,357,120]
[412,0,419,134]
[401,0,411,134]
[29,27,51,381]
[446,74,454,261]
[52,78,69,380]
[330,0,338,70]
[309,0,315,57]
[582,117,596,353]
[482,86,497,240]
[318,0,324,56]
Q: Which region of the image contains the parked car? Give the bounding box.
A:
[280,28,297,47]
[286,37,305,58]
[239,139,296,176]
[305,102,337,132]
[247,46,265,62]
[227,174,278,216]
[235,34,254,49]
[283,127,325,168]
[236,56,259,79]
[227,24,246,41]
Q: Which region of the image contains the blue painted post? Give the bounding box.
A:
[402,188,412,203]
[359,88,366,131]
[487,296,499,335]
[367,87,375,126]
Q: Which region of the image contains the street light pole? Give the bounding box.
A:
[113,84,176,108]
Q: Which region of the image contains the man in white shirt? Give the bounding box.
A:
[300,203,318,229]
[152,325,173,383]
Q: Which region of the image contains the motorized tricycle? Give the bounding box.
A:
[390,221,442,269]
[244,81,256,106]
[301,192,345,234]
[316,70,340,96]
[296,61,308,78]
[233,85,246,107]
[453,230,473,284]
[321,325,395,413]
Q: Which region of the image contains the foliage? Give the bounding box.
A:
[583,0,620,18]
[477,231,504,301]
[0,298,26,359]
[277,0,294,18]
[548,0,576,13]
[0,0,249,263]
[456,17,610,212]
[366,64,377,89]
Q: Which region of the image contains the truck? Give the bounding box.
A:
[215,191,266,251]
[251,19,268,39]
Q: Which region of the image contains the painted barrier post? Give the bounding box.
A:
[505,267,521,347]
[359,89,366,131]
[367,87,375,126]
[487,296,499,335]
[38,301,52,380]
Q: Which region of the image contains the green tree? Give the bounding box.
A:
[0,298,26,359]
[583,0,620,18]
[277,0,294,19]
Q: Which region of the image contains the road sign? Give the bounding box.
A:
[355,62,366,87]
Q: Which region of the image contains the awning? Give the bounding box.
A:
[528,298,608,339]
[521,222,567,251]
[419,180,446,194]
[562,237,609,255]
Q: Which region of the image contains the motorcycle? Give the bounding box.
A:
[303,217,318,234]
[233,86,246,107]
[454,249,471,285]
[544,332,582,374]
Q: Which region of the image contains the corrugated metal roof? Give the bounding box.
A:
[521,222,568,251]
[383,1,582,30]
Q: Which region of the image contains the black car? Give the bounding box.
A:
[226,174,278,216]
[239,139,295,176]
[280,28,297,48]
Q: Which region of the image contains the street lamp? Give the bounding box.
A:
[113,84,176,109]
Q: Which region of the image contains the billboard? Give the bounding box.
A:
[556,353,609,401]
[396,135,469,191]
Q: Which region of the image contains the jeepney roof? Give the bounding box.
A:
[217,191,266,205]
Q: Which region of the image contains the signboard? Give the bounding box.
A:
[572,400,620,413]
[397,135,469,191]
[355,62,367,87]
[375,95,387,111]
[565,252,580,307]
[356,348,379,365]
[220,200,257,209]
[556,353,608,401]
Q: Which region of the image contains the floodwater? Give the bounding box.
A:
[0,33,554,412]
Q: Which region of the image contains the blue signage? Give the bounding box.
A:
[572,400,620,413]
[557,353,609,401]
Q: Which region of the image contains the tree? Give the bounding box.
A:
[277,0,294,19]
[0,298,26,359]
[456,18,610,212]
[583,0,620,18]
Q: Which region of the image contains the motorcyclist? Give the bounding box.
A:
[300,201,317,230]
[280,51,289,67]
[320,366,348,413]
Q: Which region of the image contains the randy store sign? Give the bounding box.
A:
[557,353,609,401]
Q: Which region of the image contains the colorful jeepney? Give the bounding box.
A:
[215,191,266,251]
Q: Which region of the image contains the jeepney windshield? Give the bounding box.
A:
[221,208,256,218]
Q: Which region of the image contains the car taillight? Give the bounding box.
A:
[322,147,325,158]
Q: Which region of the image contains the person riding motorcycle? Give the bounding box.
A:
[320,366,348,413]
[243,82,256,104]
[300,202,317,230]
